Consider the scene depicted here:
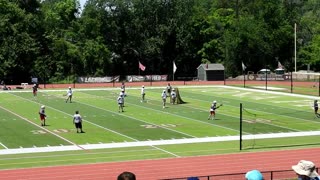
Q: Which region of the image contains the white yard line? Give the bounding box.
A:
[10,93,138,141]
[0,142,8,149]
[76,92,197,138]
[9,93,180,157]
[0,105,84,150]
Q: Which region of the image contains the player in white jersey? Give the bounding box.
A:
[39,105,46,126]
[161,90,167,108]
[119,89,125,106]
[171,89,177,104]
[73,110,84,133]
[117,95,124,112]
[141,85,145,102]
[66,87,73,103]
[208,100,222,120]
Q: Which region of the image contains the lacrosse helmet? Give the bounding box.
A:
[213,101,217,104]
[41,105,45,109]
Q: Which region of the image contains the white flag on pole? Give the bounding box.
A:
[173,61,177,74]
[241,61,246,71]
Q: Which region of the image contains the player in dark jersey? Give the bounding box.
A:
[32,84,38,96]
[314,100,319,118]
[73,110,84,133]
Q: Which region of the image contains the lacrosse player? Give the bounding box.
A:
[161,90,167,108]
[208,101,222,120]
[119,89,126,106]
[66,87,73,103]
[120,82,126,93]
[171,89,177,104]
[32,84,38,96]
[39,105,46,126]
[73,110,84,133]
[141,85,145,102]
[117,95,124,112]
[314,100,320,118]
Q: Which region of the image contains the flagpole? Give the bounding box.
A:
[294,23,297,72]
[243,70,246,88]
[173,65,175,81]
[173,61,176,81]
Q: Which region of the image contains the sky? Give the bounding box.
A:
[79,0,87,9]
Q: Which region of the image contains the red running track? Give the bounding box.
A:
[0,147,319,180]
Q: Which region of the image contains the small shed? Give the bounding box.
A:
[197,63,225,81]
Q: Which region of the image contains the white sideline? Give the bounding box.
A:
[1,131,320,155]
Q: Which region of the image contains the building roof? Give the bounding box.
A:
[197,63,225,70]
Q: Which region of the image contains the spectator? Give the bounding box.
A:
[187,177,199,180]
[245,170,264,180]
[3,84,11,90]
[117,171,136,180]
[292,160,320,180]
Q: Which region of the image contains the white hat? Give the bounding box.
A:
[41,105,45,109]
[69,87,71,89]
[213,101,217,104]
[172,88,175,91]
[163,90,166,93]
[142,85,144,88]
[292,160,319,177]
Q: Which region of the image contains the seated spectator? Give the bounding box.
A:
[292,160,320,180]
[187,177,199,180]
[2,85,11,90]
[245,170,264,180]
[117,171,136,180]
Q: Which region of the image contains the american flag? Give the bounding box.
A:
[139,61,146,71]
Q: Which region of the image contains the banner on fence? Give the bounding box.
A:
[77,76,120,83]
[145,75,168,81]
[126,75,168,82]
[126,75,145,82]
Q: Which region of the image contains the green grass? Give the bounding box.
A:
[0,85,320,169]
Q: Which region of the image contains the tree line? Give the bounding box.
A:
[0,0,319,84]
